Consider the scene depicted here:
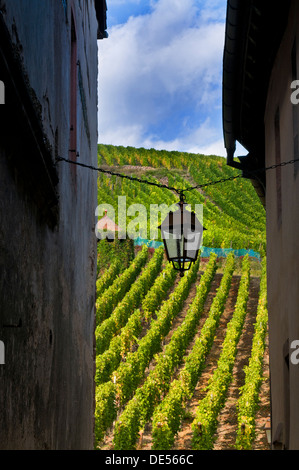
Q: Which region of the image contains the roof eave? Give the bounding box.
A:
[223,0,291,167]
[95,0,108,40]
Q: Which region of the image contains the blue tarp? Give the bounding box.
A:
[133,237,261,261]
[199,246,261,261]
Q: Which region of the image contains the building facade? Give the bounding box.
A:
[0,0,107,449]
[223,0,299,449]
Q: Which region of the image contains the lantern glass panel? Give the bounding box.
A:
[162,230,184,261]
[184,229,202,260]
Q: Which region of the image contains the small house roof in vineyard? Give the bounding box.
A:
[97,210,122,232]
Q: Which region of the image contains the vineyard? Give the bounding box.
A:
[94,145,269,450]
[97,144,266,252]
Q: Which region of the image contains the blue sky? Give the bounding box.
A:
[97,0,234,157]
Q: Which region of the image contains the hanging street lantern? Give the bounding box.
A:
[158,193,206,277]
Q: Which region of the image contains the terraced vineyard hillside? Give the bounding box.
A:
[95,145,269,450]
[97,144,266,252]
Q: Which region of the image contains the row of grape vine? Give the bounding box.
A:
[94,249,267,450]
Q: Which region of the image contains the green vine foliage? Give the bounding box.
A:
[235,257,268,450]
[113,254,238,450]
[191,255,251,450]
[95,262,177,386]
[94,144,267,449]
[97,144,266,252]
[112,257,202,449]
[95,246,164,354]
[95,244,149,326]
[151,253,218,449]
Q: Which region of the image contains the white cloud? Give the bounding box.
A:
[195,139,226,157]
[98,0,226,155]
[109,0,141,3]
[99,118,226,159]
[139,119,226,155]
[98,123,144,148]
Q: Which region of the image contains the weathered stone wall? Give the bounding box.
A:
[264,0,299,450]
[0,0,98,449]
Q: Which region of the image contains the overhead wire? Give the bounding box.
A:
[56,155,299,196]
